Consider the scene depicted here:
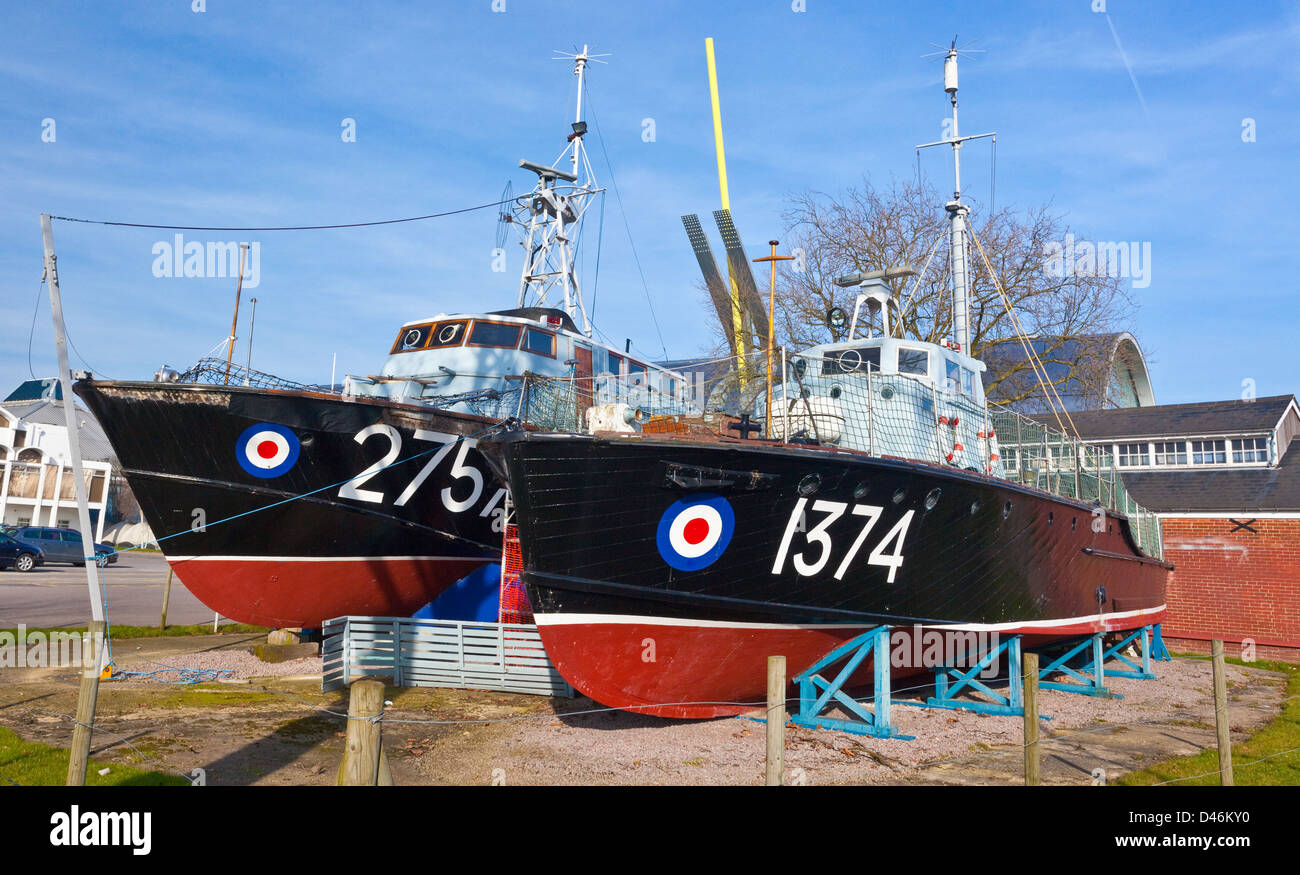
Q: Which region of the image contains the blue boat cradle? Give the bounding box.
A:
[788,623,1173,739]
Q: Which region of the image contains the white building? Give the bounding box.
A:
[0,379,113,540]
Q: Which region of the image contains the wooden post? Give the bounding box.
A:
[337,677,385,786]
[67,620,106,786]
[1211,639,1234,786]
[766,655,785,786]
[1023,650,1040,786]
[159,568,173,631]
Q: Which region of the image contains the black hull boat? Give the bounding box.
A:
[76,381,506,628]
[482,43,1172,719]
[71,49,698,628]
[487,431,1170,718]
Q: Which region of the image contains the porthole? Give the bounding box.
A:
[924,488,942,510]
[970,499,981,515]
[801,387,812,399]
[402,328,424,348]
[437,323,460,344]
[1071,517,1077,531]
[880,386,895,401]
[1047,512,1054,525]
[829,385,843,399]
[1002,501,1012,518]
[798,474,821,497]
[853,481,870,501]
[892,488,906,505]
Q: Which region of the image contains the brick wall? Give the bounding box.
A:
[1159,517,1300,662]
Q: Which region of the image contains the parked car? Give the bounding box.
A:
[0,531,44,572]
[4,526,117,569]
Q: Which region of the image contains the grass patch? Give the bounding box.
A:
[1,624,268,639]
[1117,659,1300,786]
[0,726,188,786]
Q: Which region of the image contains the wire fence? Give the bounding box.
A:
[5,655,1293,787]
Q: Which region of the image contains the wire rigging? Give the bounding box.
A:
[48,198,516,232]
[583,82,669,361]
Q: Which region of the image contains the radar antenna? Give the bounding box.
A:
[509,45,609,336]
[915,37,994,354]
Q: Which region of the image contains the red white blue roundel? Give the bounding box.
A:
[236,423,300,479]
[656,493,735,571]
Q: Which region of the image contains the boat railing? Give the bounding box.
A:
[176,357,335,393]
[511,365,1164,560]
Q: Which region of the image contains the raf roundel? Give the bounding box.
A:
[235,423,301,479]
[656,493,735,571]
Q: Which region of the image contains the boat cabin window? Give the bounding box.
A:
[467,321,523,349]
[391,323,434,354]
[428,320,468,349]
[627,361,647,385]
[943,359,974,394]
[522,327,556,358]
[897,347,929,377]
[604,351,624,376]
[823,346,881,375]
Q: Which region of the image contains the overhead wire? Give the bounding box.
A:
[46,199,517,232]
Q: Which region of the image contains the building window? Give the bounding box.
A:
[1232,437,1269,464]
[1153,441,1187,466]
[1117,442,1147,467]
[1191,439,1226,465]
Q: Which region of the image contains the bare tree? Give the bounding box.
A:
[765,178,1138,410]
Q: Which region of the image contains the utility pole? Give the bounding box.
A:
[40,213,108,786]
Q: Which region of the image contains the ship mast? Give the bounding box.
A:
[513,45,607,336]
[916,41,995,353]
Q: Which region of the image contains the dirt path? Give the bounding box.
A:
[0,634,1287,786]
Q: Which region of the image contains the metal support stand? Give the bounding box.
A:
[924,634,1030,717]
[1102,624,1164,680]
[1036,623,1168,697]
[1151,622,1172,662]
[791,626,914,739]
[1037,633,1114,698]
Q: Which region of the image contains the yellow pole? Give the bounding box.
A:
[754,242,794,439]
[705,38,748,379]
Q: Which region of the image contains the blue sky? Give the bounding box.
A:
[2,0,1297,405]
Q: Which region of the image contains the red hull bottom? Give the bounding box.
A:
[167,555,490,628]
[535,607,1168,719]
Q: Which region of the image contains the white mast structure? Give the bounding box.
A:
[513,45,607,337]
[916,41,995,353]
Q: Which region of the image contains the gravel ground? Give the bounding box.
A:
[108,649,323,682]
[415,656,1284,785]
